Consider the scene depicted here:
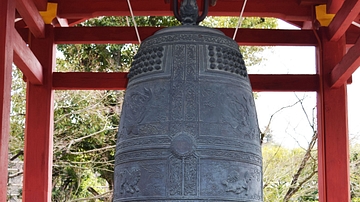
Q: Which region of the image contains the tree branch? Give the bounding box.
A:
[10,150,23,161]
[65,126,116,152]
[67,145,116,155]
[260,98,304,145]
[283,94,318,201]
[8,171,23,179]
[70,191,112,202]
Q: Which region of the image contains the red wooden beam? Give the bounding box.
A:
[331,36,360,88]
[327,0,344,13]
[328,0,360,41]
[298,0,327,6]
[317,28,350,202]
[23,25,55,202]
[52,72,128,90]
[18,26,358,45]
[346,24,360,45]
[56,0,312,21]
[33,0,48,11]
[54,27,318,46]
[16,0,45,38]
[224,29,317,46]
[52,72,319,92]
[13,30,43,85]
[0,0,15,201]
[249,74,319,91]
[54,26,158,44]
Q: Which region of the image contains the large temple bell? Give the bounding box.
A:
[114,0,262,201]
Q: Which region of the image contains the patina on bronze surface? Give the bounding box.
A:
[114,0,262,201]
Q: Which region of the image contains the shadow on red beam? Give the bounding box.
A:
[52,72,319,92]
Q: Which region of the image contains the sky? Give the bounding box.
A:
[250,20,360,148]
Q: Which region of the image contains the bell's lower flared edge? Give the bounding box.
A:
[114,25,263,202]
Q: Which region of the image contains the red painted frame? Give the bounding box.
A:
[22,25,55,201]
[317,29,350,202]
[0,0,15,201]
[1,0,358,201]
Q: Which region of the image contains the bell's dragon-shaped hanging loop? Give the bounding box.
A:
[173,0,209,25]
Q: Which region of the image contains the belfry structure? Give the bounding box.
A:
[0,0,359,201]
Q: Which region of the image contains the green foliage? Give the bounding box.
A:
[351,144,360,200]
[57,16,180,73]
[9,67,26,157]
[262,145,318,201]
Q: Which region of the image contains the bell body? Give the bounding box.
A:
[114,26,262,202]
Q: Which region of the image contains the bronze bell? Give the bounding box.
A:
[114,0,262,201]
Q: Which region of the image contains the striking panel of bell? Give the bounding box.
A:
[114,1,262,201]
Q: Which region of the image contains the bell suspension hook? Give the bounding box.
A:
[173,0,209,25]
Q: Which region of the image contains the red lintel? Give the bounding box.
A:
[13,30,43,85]
[331,36,360,88]
[328,0,360,41]
[14,26,355,45]
[54,27,318,46]
[224,29,317,46]
[56,0,312,21]
[52,72,128,90]
[249,74,319,92]
[298,0,327,6]
[52,72,319,92]
[15,0,45,38]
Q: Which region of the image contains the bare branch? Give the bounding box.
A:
[10,150,23,161]
[283,94,318,201]
[260,98,304,145]
[294,93,315,130]
[70,191,112,202]
[8,171,23,179]
[67,145,116,155]
[66,126,117,152]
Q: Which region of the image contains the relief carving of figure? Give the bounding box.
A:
[222,170,252,196]
[123,88,152,136]
[118,167,141,195]
[223,93,250,129]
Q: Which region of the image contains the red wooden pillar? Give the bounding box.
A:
[0,0,15,201]
[317,28,350,201]
[23,25,55,201]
